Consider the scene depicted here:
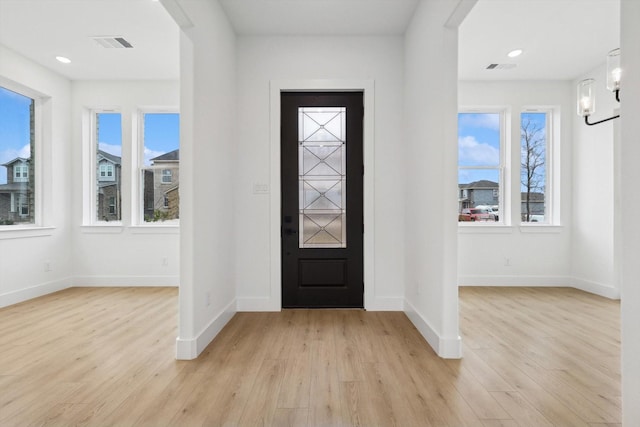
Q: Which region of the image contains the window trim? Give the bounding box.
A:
[133,107,180,226]
[458,107,510,226]
[83,107,123,226]
[0,78,44,231]
[520,106,558,226]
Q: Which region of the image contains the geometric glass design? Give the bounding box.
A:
[298,107,346,248]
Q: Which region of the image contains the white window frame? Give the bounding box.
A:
[520,107,558,226]
[0,79,44,232]
[83,108,123,226]
[161,169,172,184]
[133,107,180,226]
[458,108,510,226]
[14,164,28,182]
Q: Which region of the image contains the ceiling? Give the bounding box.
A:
[459,0,620,81]
[0,0,621,82]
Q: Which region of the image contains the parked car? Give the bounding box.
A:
[461,207,497,222]
[476,205,499,221]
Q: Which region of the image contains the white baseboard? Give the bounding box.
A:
[0,277,73,308]
[366,296,405,311]
[571,278,620,299]
[176,298,237,360]
[404,299,462,359]
[73,275,179,287]
[236,297,279,312]
[459,275,572,287]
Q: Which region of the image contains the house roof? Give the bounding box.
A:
[151,149,179,162]
[97,150,121,165]
[459,180,499,189]
[0,182,28,192]
[1,157,29,167]
[521,192,545,202]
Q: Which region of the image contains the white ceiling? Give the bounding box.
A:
[0,0,180,81]
[218,0,420,36]
[0,0,621,82]
[459,0,620,81]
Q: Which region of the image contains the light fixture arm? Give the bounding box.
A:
[584,114,620,126]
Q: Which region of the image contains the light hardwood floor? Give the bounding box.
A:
[0,287,621,426]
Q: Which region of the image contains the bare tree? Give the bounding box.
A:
[521,116,545,222]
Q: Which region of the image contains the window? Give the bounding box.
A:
[0,86,35,225]
[458,112,503,223]
[139,112,180,223]
[521,111,548,223]
[95,112,122,222]
[108,196,116,214]
[14,164,28,182]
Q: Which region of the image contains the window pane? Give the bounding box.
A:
[142,113,180,222]
[0,87,35,225]
[298,107,346,248]
[458,113,501,167]
[458,112,502,223]
[96,113,122,222]
[458,169,500,222]
[521,112,546,223]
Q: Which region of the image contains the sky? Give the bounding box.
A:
[458,112,501,185]
[0,87,32,184]
[458,111,546,193]
[97,112,180,166]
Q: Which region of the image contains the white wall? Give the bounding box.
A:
[571,64,619,298]
[70,80,180,287]
[620,0,640,422]
[0,45,73,307]
[403,0,462,358]
[458,81,574,288]
[235,36,406,311]
[172,0,237,359]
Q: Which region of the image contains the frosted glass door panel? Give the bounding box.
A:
[298,107,347,248]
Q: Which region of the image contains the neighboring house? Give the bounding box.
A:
[0,157,33,224]
[521,191,545,220]
[97,150,121,222]
[144,149,179,220]
[458,180,499,212]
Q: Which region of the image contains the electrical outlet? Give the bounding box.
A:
[206,292,211,307]
[161,257,168,267]
[504,257,511,267]
[44,261,51,272]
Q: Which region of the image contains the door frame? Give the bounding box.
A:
[269,80,375,311]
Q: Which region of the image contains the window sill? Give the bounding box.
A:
[129,225,179,234]
[81,224,124,234]
[0,226,55,240]
[458,224,513,234]
[519,224,564,233]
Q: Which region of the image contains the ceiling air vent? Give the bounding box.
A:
[92,36,133,49]
[486,63,516,70]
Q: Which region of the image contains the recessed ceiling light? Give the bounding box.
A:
[56,56,71,64]
[507,49,523,58]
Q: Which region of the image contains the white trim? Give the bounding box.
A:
[366,297,405,311]
[459,275,572,287]
[0,226,55,240]
[0,277,72,309]
[237,297,278,312]
[176,299,236,360]
[404,298,462,359]
[572,278,620,300]
[269,79,375,310]
[73,275,179,287]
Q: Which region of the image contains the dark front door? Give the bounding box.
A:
[281,92,364,308]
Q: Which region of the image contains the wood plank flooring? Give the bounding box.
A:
[0,286,621,426]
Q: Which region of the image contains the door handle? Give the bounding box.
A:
[283,228,297,236]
